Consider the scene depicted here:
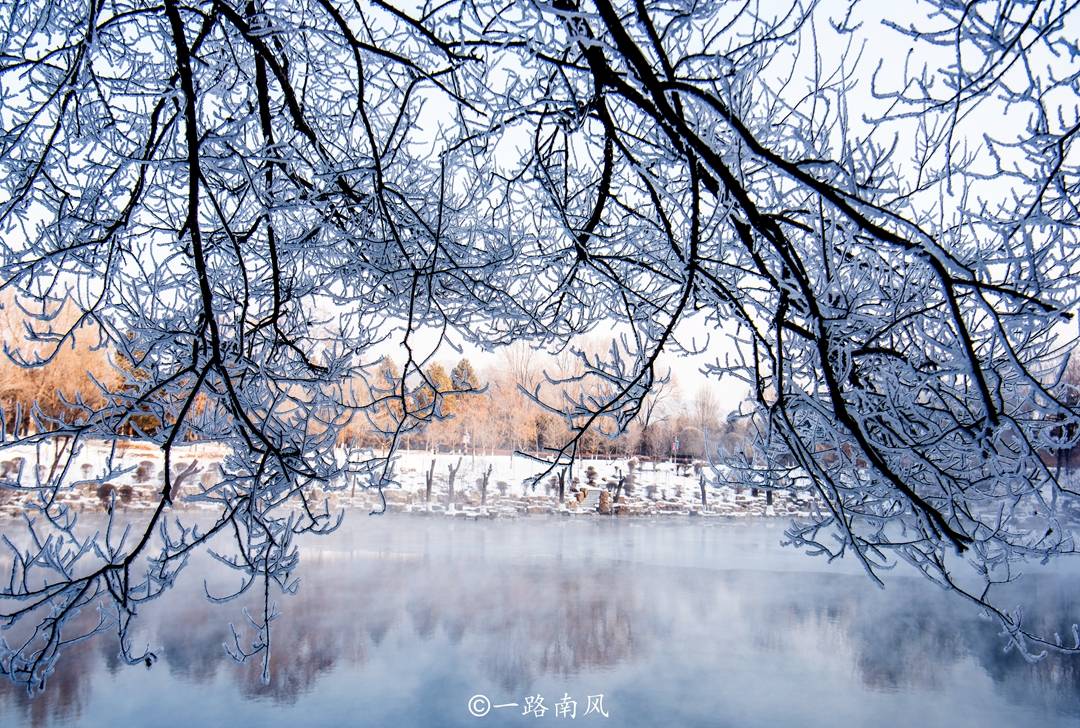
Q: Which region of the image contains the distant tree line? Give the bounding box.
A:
[337,343,754,461]
[1,303,751,460]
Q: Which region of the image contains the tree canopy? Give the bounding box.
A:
[1,0,1079,689]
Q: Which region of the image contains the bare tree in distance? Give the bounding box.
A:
[1,0,1079,692]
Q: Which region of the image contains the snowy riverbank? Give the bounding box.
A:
[0,441,817,520]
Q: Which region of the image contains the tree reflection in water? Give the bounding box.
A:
[1,517,1078,727]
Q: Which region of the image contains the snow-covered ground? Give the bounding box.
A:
[0,440,816,520]
[368,450,816,519]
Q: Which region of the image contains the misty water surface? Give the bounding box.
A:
[1,516,1078,727]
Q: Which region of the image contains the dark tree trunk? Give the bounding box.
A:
[425,459,436,503]
[480,464,492,506]
[447,457,462,508]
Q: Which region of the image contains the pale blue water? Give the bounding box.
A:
[1,516,1078,727]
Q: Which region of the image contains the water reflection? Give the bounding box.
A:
[1,517,1078,727]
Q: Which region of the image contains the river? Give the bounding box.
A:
[1,516,1078,727]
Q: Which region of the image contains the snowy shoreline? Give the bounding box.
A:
[0,442,817,521]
